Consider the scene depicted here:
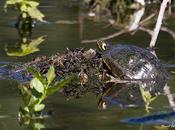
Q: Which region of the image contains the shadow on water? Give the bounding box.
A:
[121,111,175,126]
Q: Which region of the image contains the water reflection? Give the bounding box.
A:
[19,118,45,130]
[1,0,175,130]
[5,35,46,57]
[4,5,46,57]
[121,111,175,126]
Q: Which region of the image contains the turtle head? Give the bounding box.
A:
[97,40,108,51]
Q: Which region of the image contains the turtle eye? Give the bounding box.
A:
[102,43,106,50]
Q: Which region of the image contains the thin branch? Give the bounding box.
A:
[149,0,170,48]
[80,12,157,44]
[55,20,78,24]
[164,84,175,111]
[139,13,157,25]
[81,29,128,43]
[161,26,175,40]
[139,26,153,36]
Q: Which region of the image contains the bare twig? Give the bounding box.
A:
[139,13,157,25]
[81,29,128,43]
[55,20,78,24]
[139,26,153,36]
[80,12,157,44]
[164,84,175,111]
[168,0,172,14]
[139,26,175,41]
[161,26,175,40]
[149,0,170,48]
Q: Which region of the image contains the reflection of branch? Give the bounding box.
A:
[164,84,175,111]
[161,26,175,40]
[81,29,128,43]
[55,20,78,24]
[150,0,170,48]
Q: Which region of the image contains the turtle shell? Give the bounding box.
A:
[101,44,168,95]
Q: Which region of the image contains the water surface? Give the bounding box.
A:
[0,0,175,130]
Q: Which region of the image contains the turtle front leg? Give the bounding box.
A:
[106,74,145,84]
[106,74,128,84]
[98,59,108,80]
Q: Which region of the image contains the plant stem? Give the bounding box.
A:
[149,0,170,48]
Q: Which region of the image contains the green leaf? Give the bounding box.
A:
[46,65,55,85]
[47,75,75,96]
[28,96,38,106]
[34,123,45,129]
[19,106,29,115]
[24,106,29,112]
[139,87,156,106]
[5,45,39,56]
[18,84,33,105]
[28,7,45,21]
[4,0,23,9]
[30,78,44,93]
[34,104,45,112]
[27,1,39,7]
[20,4,27,12]
[31,88,42,98]
[29,36,46,47]
[27,67,46,85]
[5,0,21,5]
[5,36,46,57]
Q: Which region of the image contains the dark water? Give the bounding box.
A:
[0,0,175,130]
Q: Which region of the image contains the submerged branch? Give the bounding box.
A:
[164,84,175,111]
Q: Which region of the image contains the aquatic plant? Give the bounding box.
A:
[140,87,156,112]
[22,120,45,130]
[5,35,46,57]
[4,1,46,57]
[18,65,74,123]
[4,0,45,33]
[4,0,45,22]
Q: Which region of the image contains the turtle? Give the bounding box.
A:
[96,40,168,96]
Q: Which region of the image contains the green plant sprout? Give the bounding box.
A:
[5,35,46,56]
[18,65,74,124]
[139,87,157,112]
[22,120,45,130]
[4,0,45,22]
